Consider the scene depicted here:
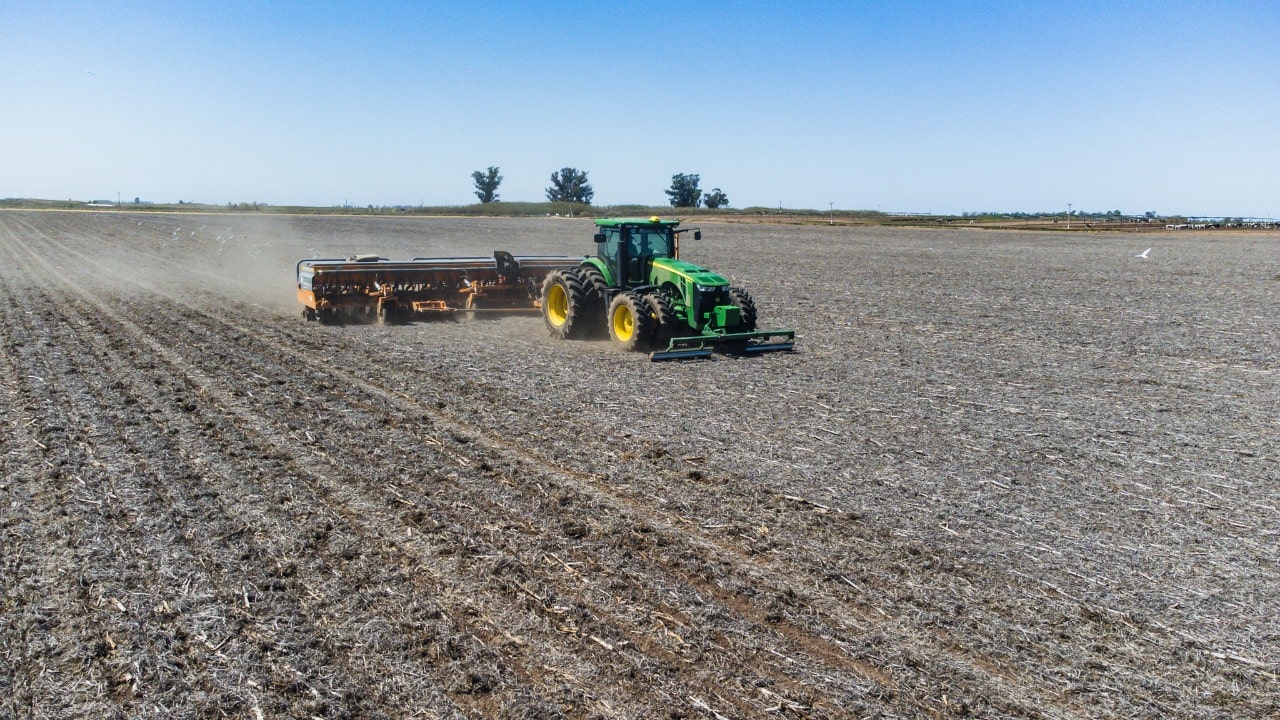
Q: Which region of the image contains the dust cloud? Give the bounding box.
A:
[61,212,596,321]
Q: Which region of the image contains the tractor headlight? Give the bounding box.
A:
[695,284,715,293]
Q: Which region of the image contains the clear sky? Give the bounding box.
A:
[2,1,1276,216]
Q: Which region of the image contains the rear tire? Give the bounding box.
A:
[728,287,757,331]
[607,291,654,352]
[577,265,609,302]
[542,270,591,339]
[576,265,610,335]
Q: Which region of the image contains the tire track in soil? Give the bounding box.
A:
[0,234,210,716]
[2,226,524,718]
[0,225,160,717]
[1,234,494,712]
[2,213,1092,718]
[0,237,72,718]
[7,212,870,712]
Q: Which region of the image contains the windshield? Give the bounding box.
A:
[626,227,673,258]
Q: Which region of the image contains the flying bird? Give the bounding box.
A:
[1136,248,1152,259]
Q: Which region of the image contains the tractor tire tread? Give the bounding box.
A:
[607,291,655,352]
[542,270,591,340]
[728,286,758,332]
[643,291,678,347]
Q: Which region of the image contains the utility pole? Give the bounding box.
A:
[828,202,834,225]
[1067,203,1072,229]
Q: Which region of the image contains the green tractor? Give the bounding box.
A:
[541,217,795,360]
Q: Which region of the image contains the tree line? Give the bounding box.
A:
[471,167,728,208]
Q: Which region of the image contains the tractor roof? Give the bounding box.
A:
[594,216,681,228]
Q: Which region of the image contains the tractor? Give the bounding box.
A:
[541,217,795,360]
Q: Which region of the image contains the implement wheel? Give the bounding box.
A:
[376,300,399,325]
[542,270,591,339]
[728,286,758,331]
[607,291,654,352]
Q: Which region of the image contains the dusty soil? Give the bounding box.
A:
[1,210,1277,719]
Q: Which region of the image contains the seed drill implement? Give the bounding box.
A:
[297,251,579,323]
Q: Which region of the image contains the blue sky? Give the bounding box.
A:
[2,1,1276,216]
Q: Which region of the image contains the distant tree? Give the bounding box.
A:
[1144,211,1158,219]
[703,188,729,209]
[134,196,141,204]
[471,166,502,203]
[665,173,702,208]
[546,167,593,204]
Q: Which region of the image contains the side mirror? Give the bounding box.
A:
[694,231,701,241]
[593,233,606,243]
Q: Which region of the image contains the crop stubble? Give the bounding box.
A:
[1,211,1277,718]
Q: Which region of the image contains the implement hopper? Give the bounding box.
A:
[297,251,579,323]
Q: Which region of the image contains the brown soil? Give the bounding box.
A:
[2,210,1277,719]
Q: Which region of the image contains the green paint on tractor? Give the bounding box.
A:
[539,217,795,360]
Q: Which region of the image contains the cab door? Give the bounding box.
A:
[622,227,651,285]
[597,226,623,284]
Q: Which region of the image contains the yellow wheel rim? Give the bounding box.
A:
[612,303,635,341]
[547,283,568,325]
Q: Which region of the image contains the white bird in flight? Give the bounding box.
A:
[1136,247,1152,259]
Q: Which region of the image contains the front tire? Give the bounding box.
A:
[607,291,654,352]
[728,287,758,331]
[643,291,678,348]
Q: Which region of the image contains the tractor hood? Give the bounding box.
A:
[653,258,729,287]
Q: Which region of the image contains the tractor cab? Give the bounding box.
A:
[593,217,686,286]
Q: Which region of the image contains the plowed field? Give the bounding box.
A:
[2,210,1277,719]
